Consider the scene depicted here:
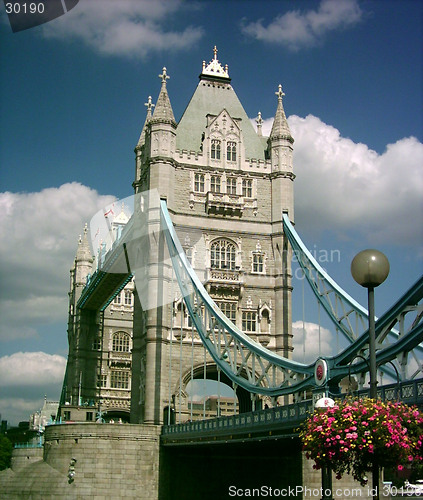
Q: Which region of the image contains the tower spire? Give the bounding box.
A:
[151,67,176,125]
[270,84,293,142]
[136,96,155,148]
[74,223,94,286]
[76,223,92,263]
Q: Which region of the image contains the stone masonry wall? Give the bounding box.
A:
[0,423,161,500]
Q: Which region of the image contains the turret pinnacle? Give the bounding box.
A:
[136,96,155,148]
[256,111,263,137]
[75,223,93,263]
[151,67,176,126]
[270,84,293,143]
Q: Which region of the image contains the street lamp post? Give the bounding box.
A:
[351,249,390,500]
[315,396,335,500]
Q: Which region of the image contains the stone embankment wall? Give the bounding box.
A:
[0,423,161,499]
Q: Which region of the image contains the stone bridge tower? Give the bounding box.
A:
[130,48,295,424]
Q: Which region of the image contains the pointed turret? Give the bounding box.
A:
[74,223,94,286]
[270,85,293,143]
[151,67,176,126]
[269,83,295,219]
[145,67,177,196]
[136,96,155,149]
[134,96,155,190]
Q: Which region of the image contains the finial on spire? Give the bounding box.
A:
[276,84,285,101]
[256,111,263,126]
[159,67,170,86]
[144,96,155,116]
[213,45,218,59]
[256,111,263,137]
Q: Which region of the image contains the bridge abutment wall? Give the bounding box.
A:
[10,446,43,471]
[0,423,162,499]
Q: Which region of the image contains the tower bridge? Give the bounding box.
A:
[1,48,422,500]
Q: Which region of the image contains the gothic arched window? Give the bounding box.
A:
[124,290,132,306]
[210,239,236,270]
[211,139,221,160]
[112,332,130,352]
[227,141,237,162]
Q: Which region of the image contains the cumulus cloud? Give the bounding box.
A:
[42,0,204,58]
[0,352,66,386]
[254,115,423,246]
[241,0,363,51]
[0,183,115,341]
[292,320,333,363]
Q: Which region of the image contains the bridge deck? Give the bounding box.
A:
[161,379,423,446]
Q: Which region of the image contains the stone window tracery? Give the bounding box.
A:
[112,331,131,352]
[227,141,237,162]
[211,239,236,270]
[124,290,132,306]
[251,241,266,274]
[110,370,129,389]
[211,139,221,160]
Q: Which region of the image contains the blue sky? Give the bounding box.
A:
[0,0,422,425]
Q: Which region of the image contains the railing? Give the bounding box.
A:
[14,442,43,449]
[162,378,423,445]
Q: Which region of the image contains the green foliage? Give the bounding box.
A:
[0,435,13,471]
[299,398,423,486]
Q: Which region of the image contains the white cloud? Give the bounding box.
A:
[0,352,66,386]
[253,115,423,246]
[292,320,333,363]
[42,0,204,58]
[241,0,363,51]
[0,182,115,341]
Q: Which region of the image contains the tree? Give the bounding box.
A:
[0,435,13,471]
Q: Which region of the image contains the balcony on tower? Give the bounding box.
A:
[205,191,245,216]
[206,265,244,296]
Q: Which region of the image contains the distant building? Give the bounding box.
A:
[29,397,59,431]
